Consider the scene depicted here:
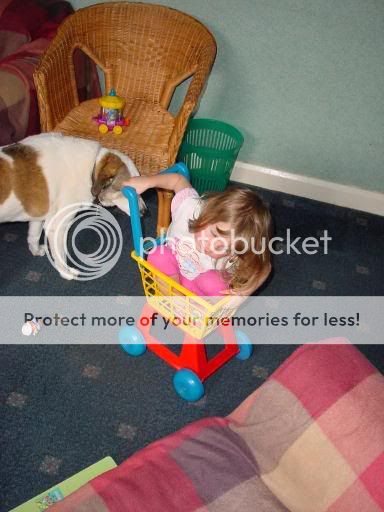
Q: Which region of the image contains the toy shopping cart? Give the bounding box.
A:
[119,163,253,401]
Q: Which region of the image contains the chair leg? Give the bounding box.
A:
[156,189,174,236]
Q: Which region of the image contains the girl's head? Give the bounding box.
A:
[189,186,272,293]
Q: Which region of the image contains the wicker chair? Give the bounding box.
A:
[34,2,216,232]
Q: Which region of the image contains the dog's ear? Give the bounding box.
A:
[92,152,125,197]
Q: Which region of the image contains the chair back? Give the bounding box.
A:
[52,2,216,106]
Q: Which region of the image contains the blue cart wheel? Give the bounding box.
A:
[173,369,204,402]
[119,326,146,356]
[235,330,253,360]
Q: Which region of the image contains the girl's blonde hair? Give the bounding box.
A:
[189,187,272,294]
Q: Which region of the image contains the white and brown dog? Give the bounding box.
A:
[0,132,145,279]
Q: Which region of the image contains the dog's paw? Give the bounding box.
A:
[29,244,47,257]
[139,197,147,216]
[57,265,80,280]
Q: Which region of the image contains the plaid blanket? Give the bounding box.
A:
[0,0,100,145]
[51,342,384,512]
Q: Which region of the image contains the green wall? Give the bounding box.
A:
[72,0,384,193]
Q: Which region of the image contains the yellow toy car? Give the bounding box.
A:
[94,89,129,134]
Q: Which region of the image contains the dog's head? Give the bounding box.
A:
[92,151,146,215]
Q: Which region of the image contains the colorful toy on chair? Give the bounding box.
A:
[94,89,129,135]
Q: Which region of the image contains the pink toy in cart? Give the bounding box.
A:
[93,89,130,135]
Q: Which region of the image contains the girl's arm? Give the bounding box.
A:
[122,173,192,196]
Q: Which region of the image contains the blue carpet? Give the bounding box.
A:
[0,185,383,511]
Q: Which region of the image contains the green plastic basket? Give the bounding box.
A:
[178,118,244,194]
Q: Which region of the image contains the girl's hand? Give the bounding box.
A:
[122,176,154,195]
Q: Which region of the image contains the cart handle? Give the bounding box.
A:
[122,163,190,257]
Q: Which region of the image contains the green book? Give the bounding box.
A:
[10,456,117,511]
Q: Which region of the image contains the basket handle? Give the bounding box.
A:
[122,163,190,257]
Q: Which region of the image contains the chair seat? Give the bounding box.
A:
[54,98,176,175]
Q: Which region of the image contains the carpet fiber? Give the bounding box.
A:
[0,184,383,511]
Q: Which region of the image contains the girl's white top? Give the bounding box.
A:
[166,188,227,280]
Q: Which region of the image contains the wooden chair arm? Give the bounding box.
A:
[168,45,216,163]
[33,39,80,132]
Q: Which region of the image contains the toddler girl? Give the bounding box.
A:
[123,173,272,297]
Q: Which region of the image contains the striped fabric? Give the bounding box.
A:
[51,342,384,512]
[0,0,99,146]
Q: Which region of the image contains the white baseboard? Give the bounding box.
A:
[232,161,384,216]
